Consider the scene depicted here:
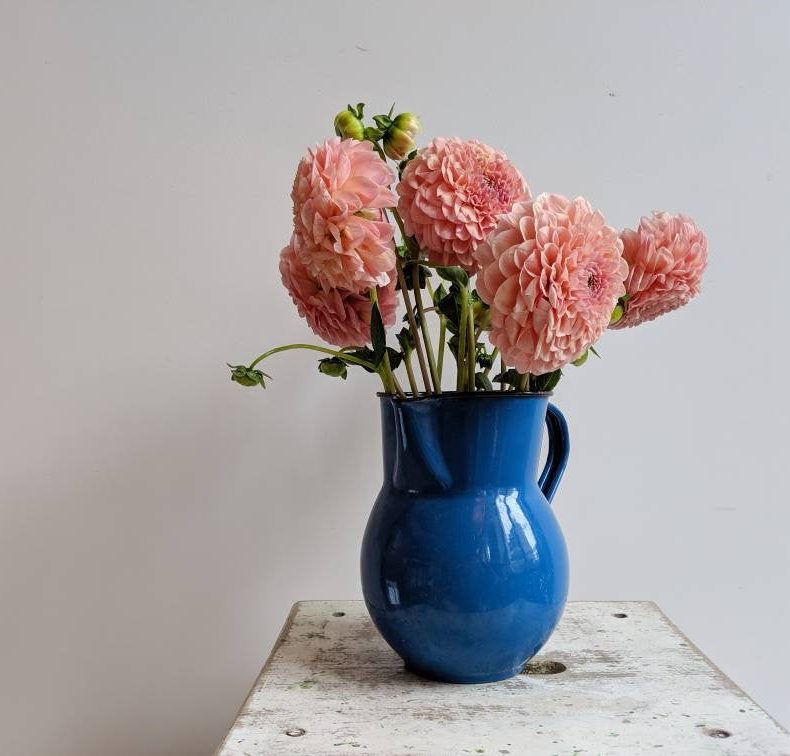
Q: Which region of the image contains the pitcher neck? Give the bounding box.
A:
[380,394,550,492]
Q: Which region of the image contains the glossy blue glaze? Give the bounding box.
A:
[360,393,570,684]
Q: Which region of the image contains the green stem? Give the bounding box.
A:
[457,290,469,391]
[249,343,377,372]
[426,279,446,383]
[413,279,440,393]
[499,355,506,391]
[517,372,531,392]
[467,303,476,390]
[369,288,405,398]
[391,208,416,255]
[437,316,447,382]
[389,365,406,398]
[396,260,432,394]
[389,207,440,393]
[403,352,419,396]
[483,347,500,377]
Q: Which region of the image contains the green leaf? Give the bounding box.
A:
[370,301,386,366]
[373,114,392,130]
[397,149,419,179]
[475,372,494,391]
[436,266,469,287]
[343,348,377,373]
[356,102,365,117]
[318,357,347,380]
[396,327,414,356]
[493,368,519,388]
[532,369,562,392]
[386,347,402,370]
[432,282,448,307]
[589,345,601,358]
[436,286,462,333]
[395,263,430,291]
[476,346,494,370]
[447,333,460,360]
[363,126,384,141]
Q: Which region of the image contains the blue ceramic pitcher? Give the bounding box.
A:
[361,393,570,683]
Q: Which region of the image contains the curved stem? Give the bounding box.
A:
[249,343,377,371]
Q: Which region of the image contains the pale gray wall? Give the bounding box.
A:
[2,1,788,753]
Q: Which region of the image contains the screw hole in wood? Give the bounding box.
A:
[285,727,306,737]
[522,660,567,675]
[613,612,628,618]
[332,611,345,617]
[705,728,732,739]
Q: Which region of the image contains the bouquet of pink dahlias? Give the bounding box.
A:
[228,102,707,395]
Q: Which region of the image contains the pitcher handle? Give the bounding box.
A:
[538,403,570,504]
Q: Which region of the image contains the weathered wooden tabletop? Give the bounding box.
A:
[217,601,789,755]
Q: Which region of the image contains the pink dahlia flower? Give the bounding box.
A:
[610,211,707,329]
[279,234,398,348]
[397,138,530,272]
[475,193,627,375]
[292,137,397,291]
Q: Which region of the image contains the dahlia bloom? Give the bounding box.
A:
[610,211,707,329]
[475,193,627,375]
[279,234,398,348]
[292,137,397,291]
[397,138,530,271]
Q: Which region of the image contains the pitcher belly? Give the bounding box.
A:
[360,486,569,683]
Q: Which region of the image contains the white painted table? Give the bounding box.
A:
[217,601,790,755]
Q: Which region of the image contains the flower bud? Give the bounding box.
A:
[472,299,492,331]
[383,127,415,161]
[334,110,365,141]
[392,112,421,139]
[571,350,589,367]
[609,303,624,326]
[227,363,269,388]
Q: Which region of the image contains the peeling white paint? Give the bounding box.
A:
[218,601,790,755]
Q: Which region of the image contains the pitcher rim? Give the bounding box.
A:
[377,391,553,402]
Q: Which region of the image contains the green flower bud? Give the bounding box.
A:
[334,109,365,141]
[609,303,624,325]
[383,127,415,161]
[227,363,269,388]
[472,299,492,331]
[571,350,589,367]
[392,112,421,138]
